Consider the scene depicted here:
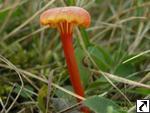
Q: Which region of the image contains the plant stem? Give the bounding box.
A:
[60,33,90,113]
[60,33,85,98]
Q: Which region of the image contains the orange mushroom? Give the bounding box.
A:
[40,6,91,113]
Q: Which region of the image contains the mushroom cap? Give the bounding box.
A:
[40,6,90,28]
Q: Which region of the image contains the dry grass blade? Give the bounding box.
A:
[117,16,147,24]
[102,74,132,105]
[123,50,150,64]
[16,108,25,113]
[0,55,24,113]
[129,72,150,89]
[0,97,6,112]
[128,22,150,54]
[91,69,150,89]
[58,102,81,113]
[46,70,53,113]
[0,63,85,101]
[15,26,48,43]
[107,2,150,22]
[0,0,27,13]
[0,0,20,33]
[3,0,55,40]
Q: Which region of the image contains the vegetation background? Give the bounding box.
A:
[0,0,149,113]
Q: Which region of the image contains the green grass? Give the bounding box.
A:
[0,0,150,113]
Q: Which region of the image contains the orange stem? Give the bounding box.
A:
[60,33,90,113]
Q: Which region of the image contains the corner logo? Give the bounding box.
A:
[136,99,150,113]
